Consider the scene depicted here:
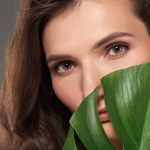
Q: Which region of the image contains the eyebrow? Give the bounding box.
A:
[46,54,76,64]
[93,32,134,49]
[46,32,134,64]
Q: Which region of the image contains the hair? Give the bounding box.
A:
[0,0,150,149]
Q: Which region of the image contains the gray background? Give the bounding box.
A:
[0,0,19,84]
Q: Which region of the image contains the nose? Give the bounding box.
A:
[81,63,104,99]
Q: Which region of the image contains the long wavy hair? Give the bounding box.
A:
[0,0,150,149]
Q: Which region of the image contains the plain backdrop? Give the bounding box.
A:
[0,0,19,83]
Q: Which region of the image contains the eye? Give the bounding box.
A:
[106,42,129,57]
[53,60,76,74]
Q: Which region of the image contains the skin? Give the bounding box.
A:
[43,0,150,149]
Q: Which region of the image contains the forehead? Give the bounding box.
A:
[43,0,136,53]
[44,0,133,29]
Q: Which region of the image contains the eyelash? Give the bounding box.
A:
[51,60,76,75]
[50,41,130,75]
[105,41,129,58]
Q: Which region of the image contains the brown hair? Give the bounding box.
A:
[0,0,150,149]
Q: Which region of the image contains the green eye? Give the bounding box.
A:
[107,43,129,56]
[55,61,75,73]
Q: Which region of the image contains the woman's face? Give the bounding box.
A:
[43,0,150,149]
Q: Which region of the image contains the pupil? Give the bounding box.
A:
[64,63,70,69]
[114,46,122,52]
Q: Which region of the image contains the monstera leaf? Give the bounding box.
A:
[63,62,150,150]
[64,85,115,150]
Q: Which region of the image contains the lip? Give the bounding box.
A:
[98,108,110,123]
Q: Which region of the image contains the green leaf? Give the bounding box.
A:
[65,85,115,150]
[64,62,150,150]
[101,62,150,150]
[63,126,77,150]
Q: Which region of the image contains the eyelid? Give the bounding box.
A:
[49,59,70,69]
[105,40,129,49]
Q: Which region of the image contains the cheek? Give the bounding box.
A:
[52,79,82,112]
[129,41,150,64]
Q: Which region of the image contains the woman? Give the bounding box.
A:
[0,0,150,149]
